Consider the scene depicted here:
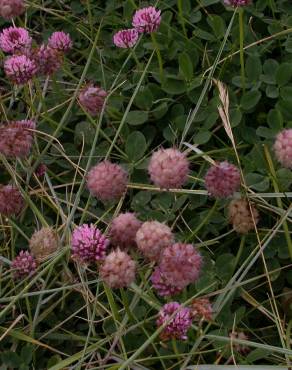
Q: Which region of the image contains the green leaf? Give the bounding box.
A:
[125,111,148,126]
[267,109,283,129]
[240,90,261,110]
[20,345,33,365]
[179,52,193,81]
[246,56,262,82]
[162,78,187,95]
[74,121,95,147]
[126,131,147,161]
[1,352,21,368]
[276,63,292,86]
[207,15,226,38]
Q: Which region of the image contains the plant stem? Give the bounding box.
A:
[239,8,246,92]
[151,33,164,83]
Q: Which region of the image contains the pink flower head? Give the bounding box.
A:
[34,44,63,76]
[151,266,183,297]
[224,0,251,6]
[148,148,189,189]
[109,212,142,249]
[78,84,107,116]
[205,161,241,198]
[0,185,24,217]
[229,331,250,354]
[86,161,128,202]
[4,54,38,85]
[113,29,139,48]
[157,302,192,341]
[11,250,37,279]
[190,298,213,322]
[35,164,47,177]
[71,224,110,264]
[48,31,73,53]
[132,6,161,33]
[274,129,292,169]
[0,27,32,54]
[0,120,35,158]
[0,0,25,19]
[160,243,202,289]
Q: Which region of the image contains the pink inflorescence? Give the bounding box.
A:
[148,148,189,189]
[151,266,183,297]
[160,243,202,290]
[190,298,213,322]
[0,0,25,19]
[48,31,72,53]
[224,0,251,6]
[132,6,161,33]
[78,84,107,116]
[274,129,292,169]
[113,29,139,48]
[157,302,192,341]
[71,224,110,264]
[34,44,63,76]
[0,120,35,158]
[0,185,24,217]
[109,212,142,249]
[11,250,36,279]
[205,161,241,198]
[87,160,128,202]
[0,27,32,54]
[4,54,38,85]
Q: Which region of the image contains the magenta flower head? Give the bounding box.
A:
[136,221,174,262]
[132,6,161,33]
[151,266,183,297]
[86,160,128,202]
[34,44,63,76]
[100,248,136,289]
[0,120,35,158]
[71,224,110,264]
[224,0,251,6]
[78,84,107,116]
[113,29,139,48]
[109,212,142,249]
[0,27,32,54]
[205,161,241,198]
[11,250,37,280]
[0,0,25,19]
[157,302,192,341]
[4,54,37,85]
[0,185,24,217]
[48,31,72,53]
[274,129,292,169]
[148,148,189,189]
[160,243,202,290]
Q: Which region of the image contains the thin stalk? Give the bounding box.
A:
[151,33,164,82]
[239,8,246,92]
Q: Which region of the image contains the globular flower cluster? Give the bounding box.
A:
[224,0,251,6]
[0,185,24,217]
[274,129,292,169]
[0,0,25,19]
[228,199,259,234]
[109,213,142,249]
[205,161,241,198]
[229,331,250,354]
[34,44,63,76]
[78,84,107,116]
[100,249,136,289]
[48,31,73,53]
[11,251,37,279]
[151,267,183,297]
[86,161,128,202]
[29,227,59,263]
[71,224,110,264]
[136,221,174,262]
[148,148,189,189]
[113,6,161,48]
[0,120,35,158]
[157,302,192,341]
[0,27,32,54]
[4,55,38,85]
[190,298,213,322]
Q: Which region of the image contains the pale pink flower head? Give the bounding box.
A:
[205,161,241,198]
[11,250,37,280]
[0,0,25,19]
[33,44,63,76]
[274,129,292,169]
[148,148,189,189]
[224,0,251,6]
[136,221,174,262]
[0,27,32,54]
[86,161,128,202]
[113,29,139,48]
[71,224,110,264]
[0,185,24,217]
[48,31,73,53]
[151,266,183,297]
[133,6,161,33]
[190,298,213,322]
[157,302,192,341]
[100,248,136,289]
[0,120,35,158]
[4,54,38,85]
[229,331,250,354]
[78,84,107,116]
[109,212,142,249]
[160,243,202,289]
[35,164,47,178]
